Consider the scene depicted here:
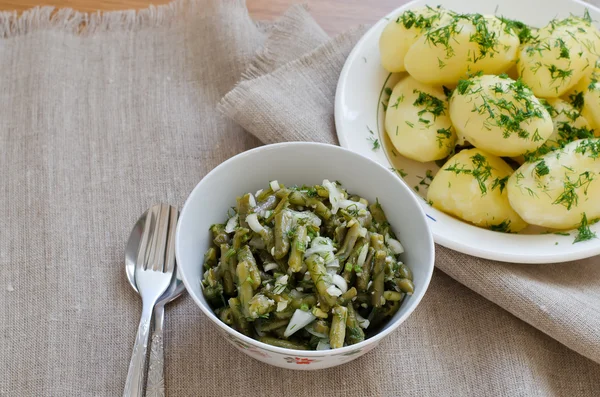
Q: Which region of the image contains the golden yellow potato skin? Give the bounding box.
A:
[519,17,597,98]
[428,148,527,232]
[449,75,553,157]
[507,139,600,229]
[379,7,450,73]
[385,76,456,161]
[404,15,519,85]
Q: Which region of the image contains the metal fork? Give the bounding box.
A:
[123,204,177,397]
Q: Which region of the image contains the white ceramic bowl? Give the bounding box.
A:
[335,0,600,263]
[176,142,434,369]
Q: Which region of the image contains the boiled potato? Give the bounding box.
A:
[428,148,527,232]
[379,6,451,72]
[449,74,553,157]
[404,14,519,85]
[581,80,600,134]
[507,139,600,229]
[385,76,456,161]
[541,98,594,150]
[519,17,598,98]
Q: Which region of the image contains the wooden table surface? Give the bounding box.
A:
[0,0,403,34]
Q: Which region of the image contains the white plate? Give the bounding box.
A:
[335,0,600,263]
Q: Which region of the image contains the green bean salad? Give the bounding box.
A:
[201,180,414,350]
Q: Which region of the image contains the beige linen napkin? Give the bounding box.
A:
[0,1,599,396]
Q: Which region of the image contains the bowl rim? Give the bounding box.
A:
[175,141,435,356]
[333,0,600,264]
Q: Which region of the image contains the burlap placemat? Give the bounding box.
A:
[0,1,598,396]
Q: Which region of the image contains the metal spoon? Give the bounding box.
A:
[125,209,186,396]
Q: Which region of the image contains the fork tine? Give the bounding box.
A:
[164,206,178,274]
[149,204,170,272]
[136,207,155,271]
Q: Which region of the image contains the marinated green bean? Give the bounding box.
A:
[306,254,337,310]
[219,243,235,295]
[371,250,387,308]
[337,222,361,262]
[236,194,254,228]
[218,307,234,325]
[288,224,307,272]
[357,247,375,293]
[329,306,348,349]
[201,180,413,350]
[369,199,388,226]
[290,294,318,310]
[259,336,308,350]
[370,233,385,251]
[232,227,251,250]
[338,287,357,306]
[236,261,254,317]
[237,245,261,289]
[273,210,292,259]
[383,290,404,301]
[228,298,251,336]
[210,224,230,246]
[345,303,365,345]
[203,247,217,268]
[397,263,413,280]
[266,191,290,223]
[312,307,328,319]
[255,318,289,333]
[395,278,415,295]
[342,239,366,283]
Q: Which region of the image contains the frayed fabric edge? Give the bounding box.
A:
[0,0,246,38]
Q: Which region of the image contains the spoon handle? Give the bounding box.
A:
[147,304,166,397]
[123,303,154,397]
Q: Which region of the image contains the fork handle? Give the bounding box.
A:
[146,304,166,397]
[123,303,154,397]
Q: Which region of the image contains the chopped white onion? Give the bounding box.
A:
[326,258,340,269]
[255,189,263,197]
[367,280,373,290]
[263,263,279,272]
[246,213,265,234]
[358,227,367,238]
[248,193,256,207]
[326,285,343,297]
[305,324,328,339]
[304,237,336,258]
[284,309,316,337]
[270,180,280,192]
[339,199,367,212]
[356,244,368,269]
[331,274,348,294]
[322,179,343,214]
[386,237,405,254]
[277,300,289,312]
[316,340,331,350]
[289,289,304,299]
[288,210,322,227]
[355,312,370,329]
[225,214,239,233]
